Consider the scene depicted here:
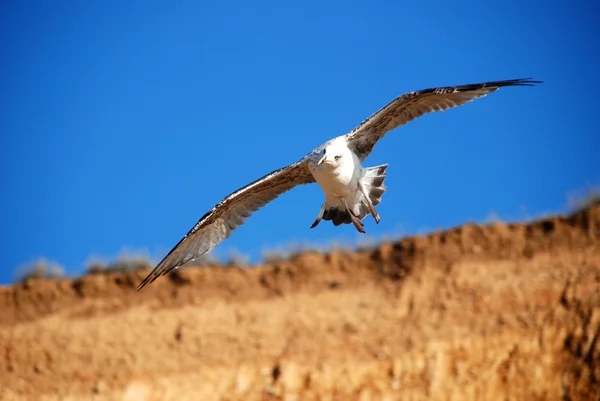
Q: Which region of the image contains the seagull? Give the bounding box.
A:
[137,77,541,290]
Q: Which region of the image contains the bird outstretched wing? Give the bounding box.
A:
[137,160,315,290]
[345,78,542,160]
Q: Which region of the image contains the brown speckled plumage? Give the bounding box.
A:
[346,78,541,161]
[137,161,314,290]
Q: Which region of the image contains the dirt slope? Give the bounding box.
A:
[1,206,599,401]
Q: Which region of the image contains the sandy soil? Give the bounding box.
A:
[1,205,599,401]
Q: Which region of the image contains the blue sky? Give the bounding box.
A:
[1,0,598,283]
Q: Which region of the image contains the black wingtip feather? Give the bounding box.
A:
[137,272,159,291]
[485,78,543,86]
[411,77,543,97]
[455,78,543,91]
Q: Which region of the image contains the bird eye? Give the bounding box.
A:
[334,155,341,160]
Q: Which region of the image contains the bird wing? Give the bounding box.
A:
[137,159,315,290]
[345,78,542,161]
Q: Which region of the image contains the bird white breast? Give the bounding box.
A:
[309,152,363,202]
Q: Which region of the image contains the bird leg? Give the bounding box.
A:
[357,182,380,224]
[310,203,326,229]
[340,198,366,234]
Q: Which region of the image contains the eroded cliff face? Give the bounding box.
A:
[1,206,599,401]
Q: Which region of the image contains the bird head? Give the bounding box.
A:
[316,139,348,168]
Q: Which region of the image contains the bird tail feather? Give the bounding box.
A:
[360,163,388,209]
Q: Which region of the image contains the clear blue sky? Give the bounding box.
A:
[2,0,599,283]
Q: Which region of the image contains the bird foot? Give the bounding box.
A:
[357,182,381,224]
[341,198,366,234]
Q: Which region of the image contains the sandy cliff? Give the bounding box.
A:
[1,205,599,400]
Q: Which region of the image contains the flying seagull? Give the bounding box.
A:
[137,77,541,290]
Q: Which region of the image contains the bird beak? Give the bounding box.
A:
[317,155,326,165]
